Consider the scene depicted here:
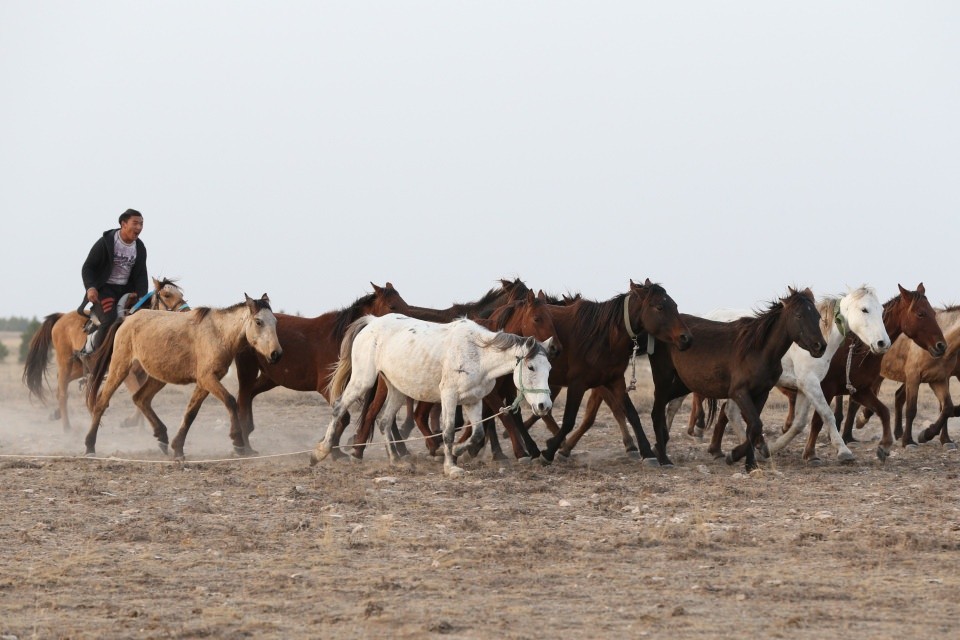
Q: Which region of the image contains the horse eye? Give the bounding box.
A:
[861,308,868,314]
[656,305,664,311]
[255,319,264,327]
[527,365,535,371]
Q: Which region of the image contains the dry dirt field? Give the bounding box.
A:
[1,330,959,639]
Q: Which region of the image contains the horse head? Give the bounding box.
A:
[513,335,554,416]
[152,277,188,312]
[896,283,947,357]
[490,290,563,357]
[369,282,411,316]
[244,293,283,364]
[839,286,890,354]
[628,278,693,351]
[783,287,826,358]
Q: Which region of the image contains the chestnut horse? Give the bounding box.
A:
[648,288,826,472]
[22,277,188,431]
[233,282,412,452]
[846,304,960,450]
[787,284,944,462]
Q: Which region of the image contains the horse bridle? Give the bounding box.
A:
[623,291,656,392]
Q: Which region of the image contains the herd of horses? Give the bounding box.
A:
[21,276,958,477]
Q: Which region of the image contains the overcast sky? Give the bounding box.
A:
[2,2,958,320]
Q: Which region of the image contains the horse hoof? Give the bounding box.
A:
[805,457,822,466]
[157,442,169,455]
[757,443,770,460]
[311,445,331,464]
[838,450,855,463]
[642,457,660,467]
[876,447,889,462]
[516,456,532,465]
[329,448,348,461]
[349,453,364,464]
[710,450,724,460]
[944,442,958,451]
[445,466,465,478]
[693,427,704,439]
[724,453,735,465]
[904,442,919,450]
[625,450,642,460]
[173,451,185,461]
[659,461,675,469]
[84,450,96,458]
[538,456,553,467]
[918,431,932,445]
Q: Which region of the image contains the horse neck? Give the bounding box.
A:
[817,322,846,363]
[212,306,250,350]
[882,300,906,343]
[478,342,523,380]
[404,304,457,323]
[750,310,795,363]
[940,320,960,359]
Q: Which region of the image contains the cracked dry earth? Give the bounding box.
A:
[1,334,959,639]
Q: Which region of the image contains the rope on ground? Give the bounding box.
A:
[0,406,514,464]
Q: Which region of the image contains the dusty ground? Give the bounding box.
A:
[1,330,959,639]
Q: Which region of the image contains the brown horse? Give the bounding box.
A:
[531,279,692,465]
[648,288,826,471]
[22,277,188,431]
[846,304,960,449]
[347,289,562,461]
[85,295,281,458]
[233,282,412,452]
[802,284,946,461]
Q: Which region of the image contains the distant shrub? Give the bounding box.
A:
[0,341,8,363]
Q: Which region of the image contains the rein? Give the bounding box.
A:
[622,294,655,392]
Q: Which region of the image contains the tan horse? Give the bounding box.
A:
[853,305,960,449]
[84,294,282,459]
[22,277,188,431]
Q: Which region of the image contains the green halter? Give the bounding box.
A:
[834,300,848,338]
[509,355,552,413]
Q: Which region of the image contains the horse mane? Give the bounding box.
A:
[571,294,631,355]
[733,299,786,354]
[191,298,271,324]
[450,279,530,318]
[331,293,380,341]
[816,297,838,335]
[480,332,545,359]
[486,301,519,331]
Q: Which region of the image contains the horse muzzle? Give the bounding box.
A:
[929,342,947,358]
[676,333,693,351]
[268,350,283,364]
[531,400,552,416]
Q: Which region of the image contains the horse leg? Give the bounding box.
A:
[707,401,731,459]
[725,391,767,472]
[374,385,407,464]
[84,360,135,456]
[780,387,797,434]
[119,372,147,428]
[541,386,587,464]
[56,361,75,432]
[453,402,486,461]
[130,377,170,454]
[893,383,906,441]
[235,350,277,443]
[685,394,702,438]
[351,377,388,460]
[166,385,210,460]
[899,377,922,449]
[849,388,893,461]
[804,376,853,462]
[769,390,814,456]
[918,379,954,448]
[439,392,466,477]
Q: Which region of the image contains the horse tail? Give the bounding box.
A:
[327,315,372,402]
[22,313,61,402]
[85,321,123,412]
[704,398,720,428]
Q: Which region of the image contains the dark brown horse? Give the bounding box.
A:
[22,277,188,431]
[532,279,692,465]
[233,283,411,451]
[648,288,826,471]
[805,284,946,460]
[347,289,562,461]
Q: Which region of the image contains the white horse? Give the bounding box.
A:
[310,314,554,477]
[679,287,890,462]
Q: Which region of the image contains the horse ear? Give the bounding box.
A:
[629,278,637,288]
[898,284,908,297]
[385,281,394,290]
[526,289,535,303]
[523,336,536,352]
[917,282,926,296]
[261,293,270,303]
[537,290,547,301]
[542,337,559,358]
[644,278,653,287]
[370,282,382,294]
[244,293,256,313]
[802,287,814,300]
[152,276,161,290]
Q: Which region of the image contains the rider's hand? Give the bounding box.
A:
[87,287,99,304]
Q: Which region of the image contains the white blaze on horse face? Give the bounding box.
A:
[840,288,890,354]
[515,349,552,416]
[247,308,282,364]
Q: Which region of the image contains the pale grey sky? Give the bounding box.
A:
[2,1,958,319]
